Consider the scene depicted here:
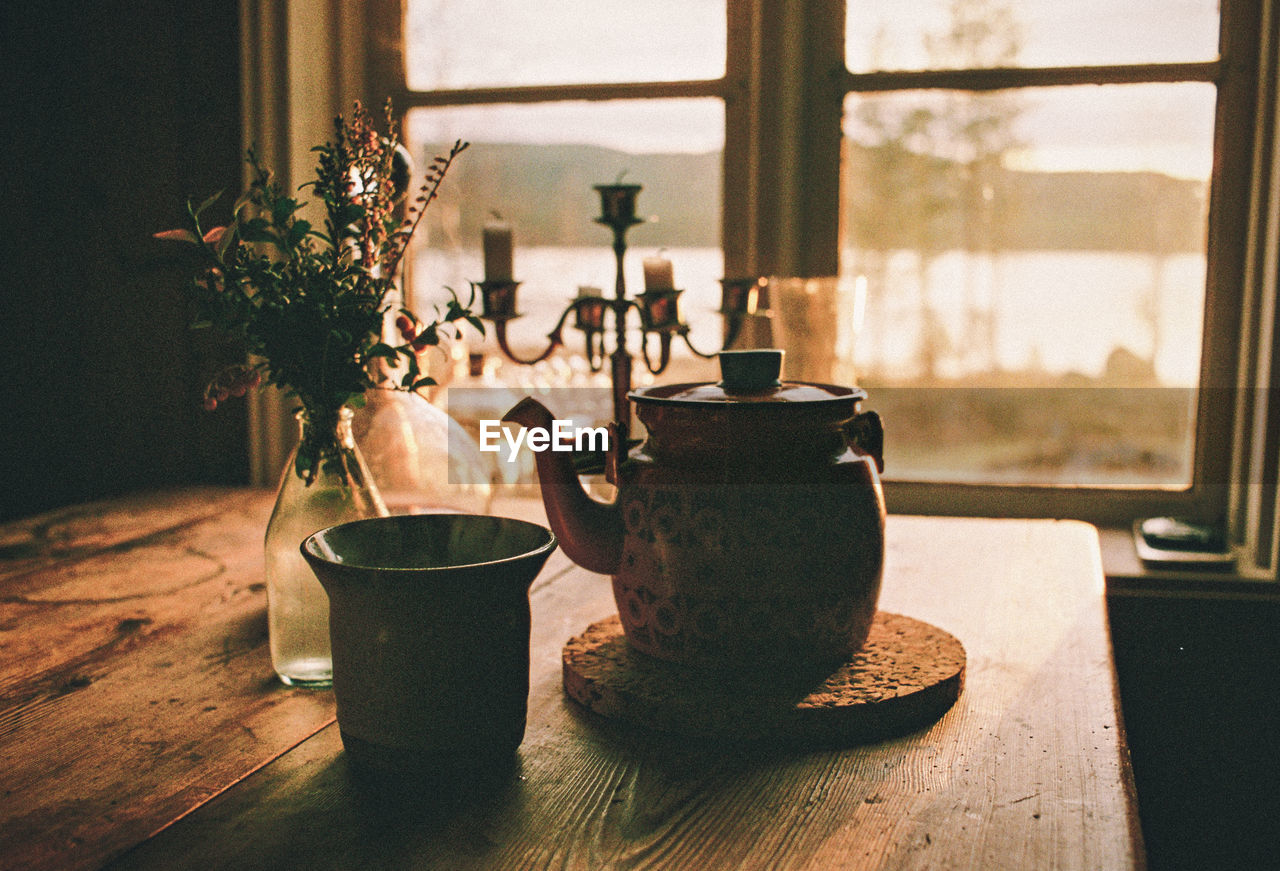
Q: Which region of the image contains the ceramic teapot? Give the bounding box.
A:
[503,349,885,670]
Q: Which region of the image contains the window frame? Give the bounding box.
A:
[364,0,1272,530]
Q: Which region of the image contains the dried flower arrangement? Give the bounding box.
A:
[156,100,481,481]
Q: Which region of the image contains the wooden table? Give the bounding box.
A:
[0,487,1143,870]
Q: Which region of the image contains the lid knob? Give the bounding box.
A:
[718,349,783,393]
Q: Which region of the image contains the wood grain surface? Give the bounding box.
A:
[86,508,1141,871]
[0,489,338,871]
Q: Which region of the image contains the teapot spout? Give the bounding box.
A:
[502,397,623,575]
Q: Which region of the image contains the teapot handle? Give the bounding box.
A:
[844,410,884,473]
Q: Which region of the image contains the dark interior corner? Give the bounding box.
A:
[0,2,249,523]
[1107,592,1280,871]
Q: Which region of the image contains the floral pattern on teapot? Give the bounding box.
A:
[612,479,883,668]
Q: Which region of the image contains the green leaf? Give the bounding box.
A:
[195,190,224,217]
[272,197,298,227]
[338,203,364,227]
[308,228,335,248]
[286,219,312,249]
[231,189,256,217]
[412,377,437,390]
[238,217,275,243]
[216,225,237,258]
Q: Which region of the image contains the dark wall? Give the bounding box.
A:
[1108,594,1280,871]
[0,2,249,522]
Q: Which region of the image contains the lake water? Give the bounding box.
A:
[413,245,1206,388]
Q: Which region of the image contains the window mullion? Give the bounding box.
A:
[396,79,729,107]
[722,0,755,279]
[844,61,1220,94]
[1228,0,1280,574]
[750,0,845,278]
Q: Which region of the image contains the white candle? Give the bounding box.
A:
[482,219,514,282]
[643,254,675,291]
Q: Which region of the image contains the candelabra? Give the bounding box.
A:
[475,182,764,435]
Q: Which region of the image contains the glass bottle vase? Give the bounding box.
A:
[264,407,387,687]
[350,387,494,516]
[351,285,494,516]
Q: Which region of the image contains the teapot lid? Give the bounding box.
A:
[630,350,865,406]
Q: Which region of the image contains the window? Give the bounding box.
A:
[836,0,1241,520]
[366,0,1275,533]
[403,98,725,380]
[389,0,729,392]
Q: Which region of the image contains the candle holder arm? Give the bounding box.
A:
[581,329,607,372]
[639,330,676,374]
[490,294,621,367]
[676,323,736,360]
[491,319,562,366]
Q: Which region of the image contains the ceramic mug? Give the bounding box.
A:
[301,514,557,775]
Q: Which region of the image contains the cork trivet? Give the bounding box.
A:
[562,611,965,747]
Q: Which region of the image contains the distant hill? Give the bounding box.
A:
[843,144,1208,253]
[416,141,1207,254]
[419,143,722,248]
[996,168,1206,253]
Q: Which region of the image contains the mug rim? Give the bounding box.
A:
[301,513,557,573]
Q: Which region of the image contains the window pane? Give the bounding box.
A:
[404,100,724,389]
[846,0,1220,72]
[405,0,727,89]
[839,83,1214,488]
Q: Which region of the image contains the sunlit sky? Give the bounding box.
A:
[407,0,1220,179]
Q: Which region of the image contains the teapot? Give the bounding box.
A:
[503,349,885,670]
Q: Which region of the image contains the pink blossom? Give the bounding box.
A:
[154,228,198,243]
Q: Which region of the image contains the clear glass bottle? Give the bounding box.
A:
[350,387,493,516]
[264,407,387,687]
[351,287,494,516]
